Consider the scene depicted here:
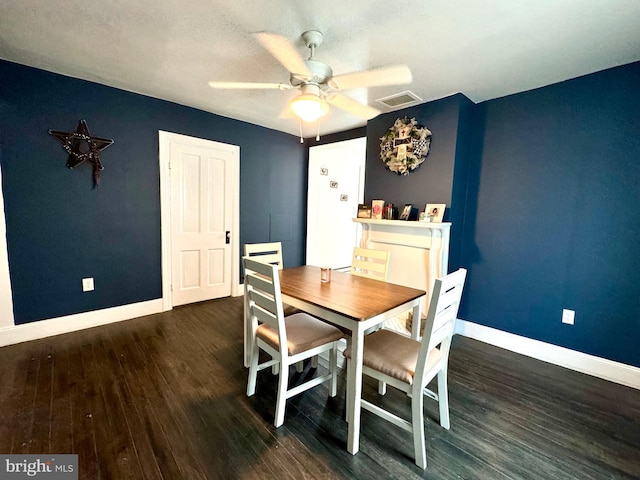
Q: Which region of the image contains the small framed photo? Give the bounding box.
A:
[357,204,371,218]
[371,200,385,219]
[425,203,446,222]
[399,204,413,220]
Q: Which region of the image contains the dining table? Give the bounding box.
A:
[278,265,426,455]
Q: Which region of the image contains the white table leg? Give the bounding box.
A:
[347,324,365,455]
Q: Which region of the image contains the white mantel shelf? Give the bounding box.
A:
[353,218,451,251]
[353,218,451,316]
[353,218,451,230]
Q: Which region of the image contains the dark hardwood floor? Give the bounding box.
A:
[1,296,639,479]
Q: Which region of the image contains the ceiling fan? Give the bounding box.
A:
[208,30,412,125]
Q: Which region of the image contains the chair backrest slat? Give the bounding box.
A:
[243,256,287,350]
[244,242,284,269]
[415,268,467,387]
[351,247,391,281]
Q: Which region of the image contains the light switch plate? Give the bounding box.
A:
[562,309,575,325]
[82,277,94,292]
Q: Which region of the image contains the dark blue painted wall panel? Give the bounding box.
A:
[0,60,306,324]
[365,94,466,211]
[460,62,640,367]
[364,93,473,270]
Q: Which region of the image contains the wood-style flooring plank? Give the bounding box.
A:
[28,345,55,455]
[48,340,74,454]
[99,332,165,480]
[67,336,101,479]
[8,343,43,454]
[0,341,25,452]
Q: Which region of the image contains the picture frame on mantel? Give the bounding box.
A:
[357,203,372,218]
[425,203,446,222]
[400,204,419,221]
[371,200,384,219]
[399,204,413,220]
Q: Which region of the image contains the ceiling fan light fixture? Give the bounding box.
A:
[289,94,329,122]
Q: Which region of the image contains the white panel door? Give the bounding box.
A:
[170,141,233,305]
[307,138,366,269]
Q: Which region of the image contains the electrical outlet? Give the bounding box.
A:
[562,309,575,325]
[82,277,94,292]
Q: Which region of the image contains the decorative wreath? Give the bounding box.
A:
[380,117,431,175]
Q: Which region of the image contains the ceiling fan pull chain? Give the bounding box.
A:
[316,118,321,141]
[299,118,304,143]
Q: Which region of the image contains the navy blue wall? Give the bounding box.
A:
[362,63,640,368]
[364,93,474,270]
[459,61,640,367]
[0,60,306,325]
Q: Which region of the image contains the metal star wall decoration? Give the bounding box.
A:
[49,119,114,187]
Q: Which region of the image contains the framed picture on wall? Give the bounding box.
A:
[425,203,446,222]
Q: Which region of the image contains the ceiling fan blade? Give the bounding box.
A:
[326,93,382,120]
[253,32,312,78]
[208,81,291,90]
[331,64,412,90]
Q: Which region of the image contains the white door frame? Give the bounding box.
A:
[0,158,15,328]
[159,131,241,311]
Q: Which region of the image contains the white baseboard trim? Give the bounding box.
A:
[0,299,164,348]
[455,319,640,390]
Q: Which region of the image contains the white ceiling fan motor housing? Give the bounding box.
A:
[290,30,333,87]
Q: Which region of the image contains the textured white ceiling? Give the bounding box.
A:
[1,0,639,138]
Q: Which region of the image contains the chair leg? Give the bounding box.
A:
[411,387,427,469]
[329,342,337,397]
[295,361,304,373]
[310,355,319,369]
[378,381,387,395]
[437,369,450,430]
[274,362,289,428]
[247,343,260,396]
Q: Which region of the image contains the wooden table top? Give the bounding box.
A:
[279,265,425,322]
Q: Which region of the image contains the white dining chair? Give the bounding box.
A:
[243,242,304,369]
[351,247,391,281]
[244,256,344,428]
[344,268,467,469]
[351,247,393,336]
[244,241,283,268]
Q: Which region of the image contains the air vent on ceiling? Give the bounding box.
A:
[376,90,422,108]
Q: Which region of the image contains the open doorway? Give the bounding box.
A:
[306,137,366,269]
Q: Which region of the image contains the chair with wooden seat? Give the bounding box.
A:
[244,256,345,428]
[344,268,467,469]
[351,247,391,281]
